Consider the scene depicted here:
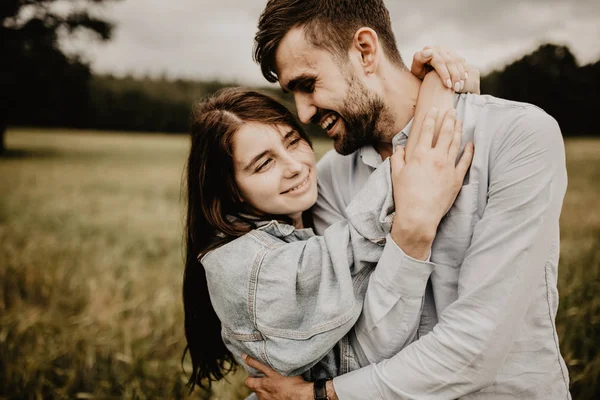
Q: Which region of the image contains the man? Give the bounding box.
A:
[244,0,571,399]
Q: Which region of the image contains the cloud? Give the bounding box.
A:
[389,0,600,72]
[66,0,600,86]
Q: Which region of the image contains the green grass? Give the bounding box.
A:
[0,128,599,399]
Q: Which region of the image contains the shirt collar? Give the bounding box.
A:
[358,118,414,168]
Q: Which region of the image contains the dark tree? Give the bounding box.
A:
[481,43,600,136]
[0,0,116,154]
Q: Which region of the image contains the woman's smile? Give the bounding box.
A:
[281,173,311,195]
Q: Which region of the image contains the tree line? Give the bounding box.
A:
[5,43,599,140]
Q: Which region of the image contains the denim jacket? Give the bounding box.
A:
[202,158,434,379]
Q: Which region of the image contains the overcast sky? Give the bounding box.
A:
[67,0,600,87]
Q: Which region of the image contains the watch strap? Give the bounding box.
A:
[313,378,329,400]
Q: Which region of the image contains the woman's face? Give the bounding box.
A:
[232,123,318,226]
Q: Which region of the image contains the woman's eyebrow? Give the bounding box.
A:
[243,150,269,171]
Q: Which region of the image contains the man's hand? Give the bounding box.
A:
[411,45,480,94]
[390,107,474,260]
[243,354,318,400]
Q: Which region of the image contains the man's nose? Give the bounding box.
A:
[294,93,317,125]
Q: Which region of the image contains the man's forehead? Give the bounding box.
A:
[275,27,319,86]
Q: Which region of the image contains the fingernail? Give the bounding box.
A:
[242,353,248,361]
[460,80,465,90]
[422,49,433,57]
[464,72,469,80]
[446,79,452,89]
[454,81,460,92]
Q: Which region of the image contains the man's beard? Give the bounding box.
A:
[334,76,394,156]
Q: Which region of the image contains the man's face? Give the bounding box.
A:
[275,27,394,155]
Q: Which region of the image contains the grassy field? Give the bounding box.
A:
[0,128,599,399]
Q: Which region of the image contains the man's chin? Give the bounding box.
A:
[333,136,360,156]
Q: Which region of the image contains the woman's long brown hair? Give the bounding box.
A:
[182,87,312,391]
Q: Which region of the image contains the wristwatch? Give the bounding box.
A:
[313,378,330,400]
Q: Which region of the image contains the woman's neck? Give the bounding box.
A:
[290,211,304,229]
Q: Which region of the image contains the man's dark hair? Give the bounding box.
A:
[254,0,405,83]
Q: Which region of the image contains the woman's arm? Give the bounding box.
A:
[240,106,475,400]
[405,71,457,164]
[387,71,459,261]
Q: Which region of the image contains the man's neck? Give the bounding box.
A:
[374,68,421,159]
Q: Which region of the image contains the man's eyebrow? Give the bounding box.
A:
[282,73,314,93]
[243,150,269,171]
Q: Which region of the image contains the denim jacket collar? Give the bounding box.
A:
[255,219,315,240]
[222,214,314,240]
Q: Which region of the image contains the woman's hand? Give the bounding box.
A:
[411,45,480,94]
[389,107,474,260]
[243,354,318,400]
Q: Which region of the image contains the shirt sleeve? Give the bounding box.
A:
[332,109,568,399]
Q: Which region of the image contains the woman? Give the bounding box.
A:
[182,69,475,390]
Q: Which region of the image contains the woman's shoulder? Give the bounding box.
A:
[200,222,293,263]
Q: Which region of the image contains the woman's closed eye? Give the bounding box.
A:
[255,158,273,172]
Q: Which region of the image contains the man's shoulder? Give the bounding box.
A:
[463,93,556,122]
[462,93,561,142]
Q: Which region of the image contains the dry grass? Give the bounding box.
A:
[0,128,598,399]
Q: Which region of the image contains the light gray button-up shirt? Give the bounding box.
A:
[313,93,572,399]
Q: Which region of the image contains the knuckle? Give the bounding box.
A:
[433,159,445,169]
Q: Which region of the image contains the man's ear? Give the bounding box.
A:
[352,27,379,75]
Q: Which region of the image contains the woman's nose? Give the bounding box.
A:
[282,155,303,178]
